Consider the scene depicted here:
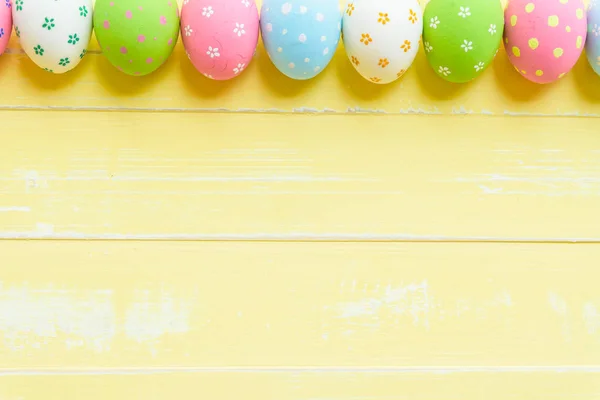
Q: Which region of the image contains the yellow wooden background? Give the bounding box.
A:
[1,0,600,398]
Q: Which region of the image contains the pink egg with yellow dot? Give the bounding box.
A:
[504,0,587,84]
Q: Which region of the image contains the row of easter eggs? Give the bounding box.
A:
[0,0,598,85]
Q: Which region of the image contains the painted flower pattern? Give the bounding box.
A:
[15,0,22,11]
[68,34,80,45]
[378,58,389,68]
[438,66,451,76]
[360,33,372,45]
[461,40,473,52]
[234,23,246,37]
[424,41,433,52]
[351,56,360,66]
[346,3,354,16]
[378,12,390,25]
[474,62,485,72]
[79,5,88,17]
[458,6,471,18]
[409,9,418,23]
[184,25,193,36]
[59,57,70,67]
[33,44,44,55]
[233,63,246,74]
[206,46,220,58]
[202,6,214,18]
[488,24,497,35]
[401,40,411,52]
[430,16,439,29]
[42,17,55,30]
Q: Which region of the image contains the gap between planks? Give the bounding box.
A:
[1,233,600,243]
[1,366,600,376]
[0,105,599,117]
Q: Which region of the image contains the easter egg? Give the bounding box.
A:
[423,0,504,83]
[342,0,423,84]
[181,0,259,81]
[260,0,342,80]
[504,0,587,84]
[586,2,600,76]
[94,0,180,76]
[12,0,92,73]
[0,0,11,56]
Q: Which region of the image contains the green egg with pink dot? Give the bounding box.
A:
[94,0,180,76]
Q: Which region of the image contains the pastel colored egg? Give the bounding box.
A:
[181,0,259,81]
[12,0,92,73]
[504,0,587,84]
[94,0,180,76]
[260,0,342,80]
[0,0,11,56]
[343,0,423,84]
[586,2,600,76]
[423,0,504,83]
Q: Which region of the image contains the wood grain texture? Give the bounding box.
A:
[2,372,600,400]
[1,241,599,368]
[1,112,600,240]
[1,0,599,396]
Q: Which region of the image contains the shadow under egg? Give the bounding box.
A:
[255,41,318,98]
[490,46,546,102]
[93,48,172,96]
[414,50,470,100]
[178,47,243,99]
[572,51,600,102]
[17,50,89,91]
[334,41,403,100]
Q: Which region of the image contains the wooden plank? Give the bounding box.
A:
[1,112,599,240]
[1,240,599,368]
[1,371,600,400]
[0,0,598,116]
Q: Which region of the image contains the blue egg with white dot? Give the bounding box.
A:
[587,2,600,77]
[260,0,342,80]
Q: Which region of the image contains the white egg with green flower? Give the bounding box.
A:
[13,0,93,73]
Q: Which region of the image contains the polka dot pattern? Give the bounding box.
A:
[504,0,587,84]
[181,0,259,81]
[260,0,342,80]
[94,0,180,76]
[585,1,600,77]
[0,0,11,56]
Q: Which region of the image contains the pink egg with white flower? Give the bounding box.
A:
[0,0,12,56]
[181,0,259,80]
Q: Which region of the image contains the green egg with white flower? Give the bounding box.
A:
[422,0,503,83]
[13,0,93,73]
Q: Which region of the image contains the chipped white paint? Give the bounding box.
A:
[0,284,191,354]
[0,284,115,353]
[583,302,600,335]
[548,292,572,341]
[331,282,513,331]
[124,289,192,355]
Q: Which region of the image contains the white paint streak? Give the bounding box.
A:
[583,302,600,335]
[124,289,192,354]
[0,284,191,354]
[0,207,30,213]
[0,284,115,352]
[548,292,571,341]
[335,281,432,328]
